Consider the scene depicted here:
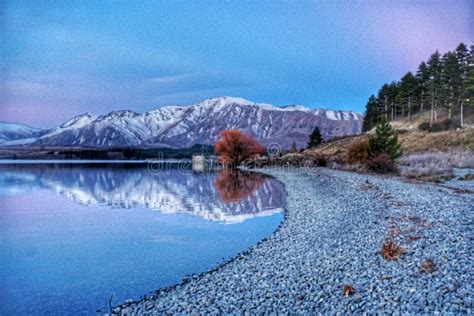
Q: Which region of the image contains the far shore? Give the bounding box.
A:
[0,145,213,161]
[0,159,188,164]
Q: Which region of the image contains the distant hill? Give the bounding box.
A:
[0,122,43,144]
[0,97,362,150]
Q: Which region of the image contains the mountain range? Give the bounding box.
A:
[0,97,362,149]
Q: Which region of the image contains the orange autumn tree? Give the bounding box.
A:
[214,130,265,166]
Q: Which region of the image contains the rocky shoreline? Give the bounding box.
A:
[111,168,473,315]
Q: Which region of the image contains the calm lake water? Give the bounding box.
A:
[0,162,285,315]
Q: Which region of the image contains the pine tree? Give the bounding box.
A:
[427,51,442,125]
[440,52,461,119]
[416,61,430,113]
[370,42,473,125]
[368,117,402,160]
[461,45,474,126]
[388,82,400,120]
[307,127,323,148]
[362,95,380,132]
[457,43,471,125]
[377,84,391,119]
[397,72,418,120]
[456,43,470,103]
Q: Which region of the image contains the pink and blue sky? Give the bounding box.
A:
[1,0,473,128]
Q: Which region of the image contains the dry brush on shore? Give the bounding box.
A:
[398,150,474,182]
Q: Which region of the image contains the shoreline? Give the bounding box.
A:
[0,159,189,164]
[107,170,290,315]
[112,167,473,314]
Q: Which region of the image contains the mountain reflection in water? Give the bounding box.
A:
[0,162,286,315]
[0,163,285,223]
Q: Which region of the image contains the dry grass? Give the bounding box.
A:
[380,239,405,260]
[328,162,367,172]
[305,127,474,172]
[399,150,474,182]
[343,284,356,297]
[420,259,436,274]
[390,108,474,131]
[399,150,474,169]
[390,110,438,131]
[302,114,474,176]
[398,127,474,154]
[305,135,368,160]
[400,165,454,182]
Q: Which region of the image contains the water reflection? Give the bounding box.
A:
[214,170,264,203]
[0,163,286,315]
[0,164,285,223]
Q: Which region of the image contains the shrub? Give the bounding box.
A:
[420,259,436,274]
[369,118,402,159]
[313,154,327,167]
[430,119,452,132]
[419,119,458,133]
[418,122,431,131]
[343,284,356,297]
[380,239,405,260]
[214,130,265,166]
[347,139,370,164]
[367,154,398,173]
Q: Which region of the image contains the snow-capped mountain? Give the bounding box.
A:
[0,165,285,224]
[4,97,363,149]
[0,121,43,144]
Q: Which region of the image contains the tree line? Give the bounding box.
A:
[362,42,474,132]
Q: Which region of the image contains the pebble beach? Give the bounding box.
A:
[113,167,473,315]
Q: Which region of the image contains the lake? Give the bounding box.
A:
[0,162,285,315]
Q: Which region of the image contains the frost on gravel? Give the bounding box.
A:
[113,168,473,315]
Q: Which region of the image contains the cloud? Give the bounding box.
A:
[148,74,196,84]
[3,79,50,95]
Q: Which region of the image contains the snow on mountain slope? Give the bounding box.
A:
[0,167,286,223]
[145,97,363,149]
[36,111,151,147]
[42,113,96,137]
[0,122,43,144]
[28,96,363,149]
